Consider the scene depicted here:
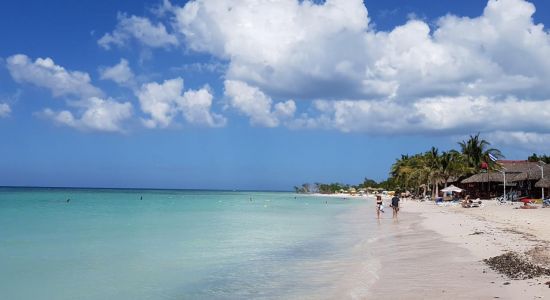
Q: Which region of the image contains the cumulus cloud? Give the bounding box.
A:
[137,77,225,128]
[173,0,550,101]
[224,80,296,127]
[5,53,133,132]
[165,0,550,137]
[291,96,550,134]
[17,0,550,138]
[0,103,11,118]
[180,88,227,127]
[99,58,135,86]
[40,97,133,132]
[174,0,370,99]
[487,131,550,152]
[6,54,102,99]
[98,13,178,49]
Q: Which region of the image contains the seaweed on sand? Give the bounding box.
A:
[483,252,550,279]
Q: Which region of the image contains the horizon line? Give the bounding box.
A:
[0,185,293,193]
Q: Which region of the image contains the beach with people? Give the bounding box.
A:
[361,195,550,299]
[303,190,550,298]
[4,0,550,298]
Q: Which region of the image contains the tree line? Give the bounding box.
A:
[293,178,392,194]
[528,153,550,164]
[295,133,549,196]
[389,134,503,198]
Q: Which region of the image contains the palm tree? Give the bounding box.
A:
[458,133,504,173]
[438,150,469,187]
[424,147,442,198]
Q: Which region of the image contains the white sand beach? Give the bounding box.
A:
[367,198,550,299]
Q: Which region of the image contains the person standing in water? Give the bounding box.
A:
[376,195,384,219]
[391,194,400,218]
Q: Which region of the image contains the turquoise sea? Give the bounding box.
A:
[0,188,377,299]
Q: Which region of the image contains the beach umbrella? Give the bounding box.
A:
[440,185,463,193]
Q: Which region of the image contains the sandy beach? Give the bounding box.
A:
[367,198,550,299]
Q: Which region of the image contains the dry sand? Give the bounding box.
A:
[367,199,550,299]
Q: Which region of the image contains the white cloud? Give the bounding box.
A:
[291,96,550,134]
[174,0,370,99]
[138,78,182,128]
[290,99,411,133]
[6,54,134,132]
[487,131,550,152]
[0,103,11,118]
[98,13,178,49]
[173,0,550,101]
[224,80,295,127]
[137,77,225,128]
[40,97,133,132]
[6,54,102,99]
[167,0,550,137]
[181,88,226,127]
[99,59,135,86]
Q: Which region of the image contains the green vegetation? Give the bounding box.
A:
[389,134,503,197]
[528,153,550,164]
[294,178,386,194]
[295,134,550,198]
[294,133,505,196]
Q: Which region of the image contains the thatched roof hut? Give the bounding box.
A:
[461,172,518,184]
[461,161,549,184]
[535,177,550,188]
[507,161,549,182]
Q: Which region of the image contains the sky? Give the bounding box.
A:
[1,0,550,190]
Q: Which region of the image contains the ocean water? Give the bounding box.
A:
[0,188,377,299]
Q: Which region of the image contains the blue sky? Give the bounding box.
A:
[1,0,550,190]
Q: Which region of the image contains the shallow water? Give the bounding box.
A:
[0,188,378,299]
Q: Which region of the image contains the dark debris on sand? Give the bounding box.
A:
[483,252,550,280]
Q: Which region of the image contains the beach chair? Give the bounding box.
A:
[461,199,482,208]
[496,196,507,205]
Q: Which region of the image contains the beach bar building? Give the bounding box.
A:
[535,177,550,199]
[460,160,549,199]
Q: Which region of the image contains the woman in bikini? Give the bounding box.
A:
[376,195,384,219]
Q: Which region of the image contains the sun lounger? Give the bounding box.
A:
[461,199,482,208]
[518,204,538,209]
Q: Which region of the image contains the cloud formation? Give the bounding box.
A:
[291,96,550,134]
[6,54,133,132]
[224,80,296,127]
[8,0,550,146]
[137,77,225,128]
[98,13,178,49]
[40,97,132,132]
[0,103,11,118]
[487,131,550,152]
[173,0,550,102]
[163,0,550,146]
[99,58,135,86]
[6,54,102,99]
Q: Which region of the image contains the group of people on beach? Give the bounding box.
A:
[376,194,400,219]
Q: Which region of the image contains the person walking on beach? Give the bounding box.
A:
[376,195,384,219]
[391,194,400,218]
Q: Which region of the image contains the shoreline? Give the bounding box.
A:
[367,199,550,299]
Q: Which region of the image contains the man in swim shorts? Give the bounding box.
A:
[391,194,400,218]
